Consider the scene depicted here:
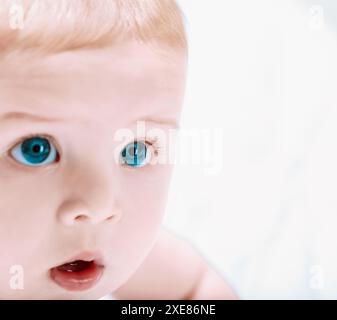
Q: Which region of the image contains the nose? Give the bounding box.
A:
[57,163,123,226]
[57,199,122,226]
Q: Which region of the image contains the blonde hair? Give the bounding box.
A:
[0,0,187,54]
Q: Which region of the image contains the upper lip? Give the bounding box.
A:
[54,250,105,268]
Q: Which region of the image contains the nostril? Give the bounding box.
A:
[110,211,123,222]
[75,215,89,222]
[74,213,117,223]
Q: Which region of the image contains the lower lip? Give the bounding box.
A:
[50,261,104,292]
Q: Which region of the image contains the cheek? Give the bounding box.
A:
[118,164,173,222]
[105,165,173,278]
[0,176,56,263]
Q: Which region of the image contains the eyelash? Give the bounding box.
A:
[8,131,61,158]
[6,133,163,168]
[141,136,163,157]
[119,136,163,169]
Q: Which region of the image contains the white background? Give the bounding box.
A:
[163,0,337,299]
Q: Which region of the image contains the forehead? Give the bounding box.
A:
[0,41,187,127]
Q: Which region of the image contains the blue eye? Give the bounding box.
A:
[120,141,150,168]
[10,136,58,167]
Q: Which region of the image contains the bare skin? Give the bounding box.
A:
[114,227,237,299]
[0,40,237,299]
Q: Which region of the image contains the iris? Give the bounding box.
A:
[120,141,148,167]
[11,137,57,166]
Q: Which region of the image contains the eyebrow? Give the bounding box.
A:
[0,111,63,123]
[0,112,180,129]
[138,118,180,129]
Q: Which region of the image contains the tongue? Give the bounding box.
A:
[57,260,93,272]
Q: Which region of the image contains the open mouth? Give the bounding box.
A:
[50,253,104,292]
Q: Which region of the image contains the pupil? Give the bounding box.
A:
[33,144,41,153]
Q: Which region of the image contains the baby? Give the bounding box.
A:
[0,0,237,299]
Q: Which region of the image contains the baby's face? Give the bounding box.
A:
[0,41,187,299]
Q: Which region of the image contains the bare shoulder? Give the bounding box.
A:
[112,227,238,300]
[112,226,205,300]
